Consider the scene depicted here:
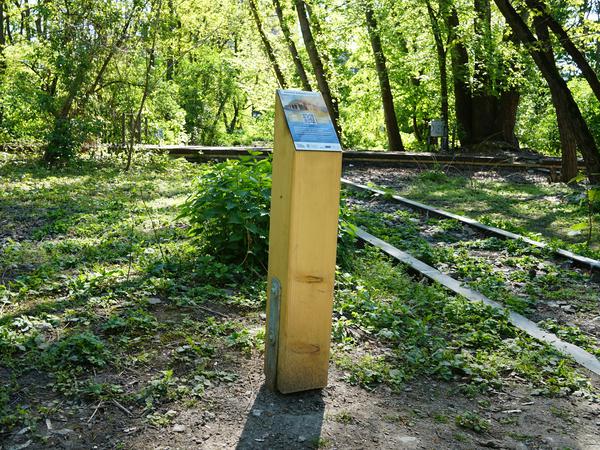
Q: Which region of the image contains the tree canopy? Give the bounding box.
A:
[1,0,600,178]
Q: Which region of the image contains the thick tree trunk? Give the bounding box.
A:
[526,0,600,104]
[248,0,287,89]
[447,4,519,150]
[471,0,504,147]
[426,0,449,149]
[294,0,341,138]
[495,89,520,146]
[447,9,473,145]
[273,0,311,91]
[494,0,600,182]
[533,16,578,181]
[365,3,404,151]
[555,98,579,181]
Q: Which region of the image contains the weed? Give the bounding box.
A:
[538,319,600,357]
[333,411,354,424]
[433,413,449,423]
[45,332,110,369]
[455,411,490,433]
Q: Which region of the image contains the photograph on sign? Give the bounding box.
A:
[278,90,342,151]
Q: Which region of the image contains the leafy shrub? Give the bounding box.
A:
[180,156,272,266]
[45,332,110,369]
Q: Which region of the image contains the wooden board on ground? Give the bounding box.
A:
[355,227,600,376]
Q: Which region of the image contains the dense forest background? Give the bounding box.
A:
[1,0,600,177]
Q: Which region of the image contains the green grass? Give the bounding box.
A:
[380,170,599,256]
[0,155,265,433]
[333,247,593,396]
[0,155,596,442]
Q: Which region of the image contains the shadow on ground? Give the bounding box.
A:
[236,385,325,449]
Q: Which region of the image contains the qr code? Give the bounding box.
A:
[302,113,317,125]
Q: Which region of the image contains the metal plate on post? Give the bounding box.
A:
[277,90,342,152]
[265,277,281,391]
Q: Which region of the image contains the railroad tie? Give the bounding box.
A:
[354,227,600,377]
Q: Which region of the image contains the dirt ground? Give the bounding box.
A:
[3,351,600,450]
[2,160,599,450]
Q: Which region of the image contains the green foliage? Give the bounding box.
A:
[45,332,110,369]
[102,309,159,336]
[538,319,600,358]
[455,411,490,433]
[332,246,592,395]
[180,156,272,266]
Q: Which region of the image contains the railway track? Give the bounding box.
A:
[355,227,600,376]
[342,178,600,273]
[342,182,600,376]
[158,145,585,173]
[161,145,598,273]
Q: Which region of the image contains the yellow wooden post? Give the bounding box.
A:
[265,90,342,394]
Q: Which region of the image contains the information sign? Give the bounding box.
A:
[430,119,446,138]
[277,90,342,151]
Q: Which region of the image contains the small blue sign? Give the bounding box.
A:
[278,90,342,152]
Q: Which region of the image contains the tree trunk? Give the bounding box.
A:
[447,8,473,146]
[34,0,42,37]
[126,0,161,171]
[273,0,311,91]
[532,17,578,181]
[365,3,404,151]
[295,0,341,138]
[248,0,287,89]
[226,97,240,133]
[426,0,449,149]
[5,7,12,44]
[494,0,600,182]
[0,0,5,82]
[0,0,5,47]
[471,0,502,146]
[166,0,177,81]
[526,0,600,104]
[495,88,520,146]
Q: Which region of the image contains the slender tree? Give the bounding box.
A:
[425,0,449,149]
[0,1,5,49]
[248,0,287,89]
[364,2,404,151]
[533,16,578,181]
[525,0,600,104]
[44,1,142,163]
[294,0,341,138]
[273,0,311,91]
[126,0,162,171]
